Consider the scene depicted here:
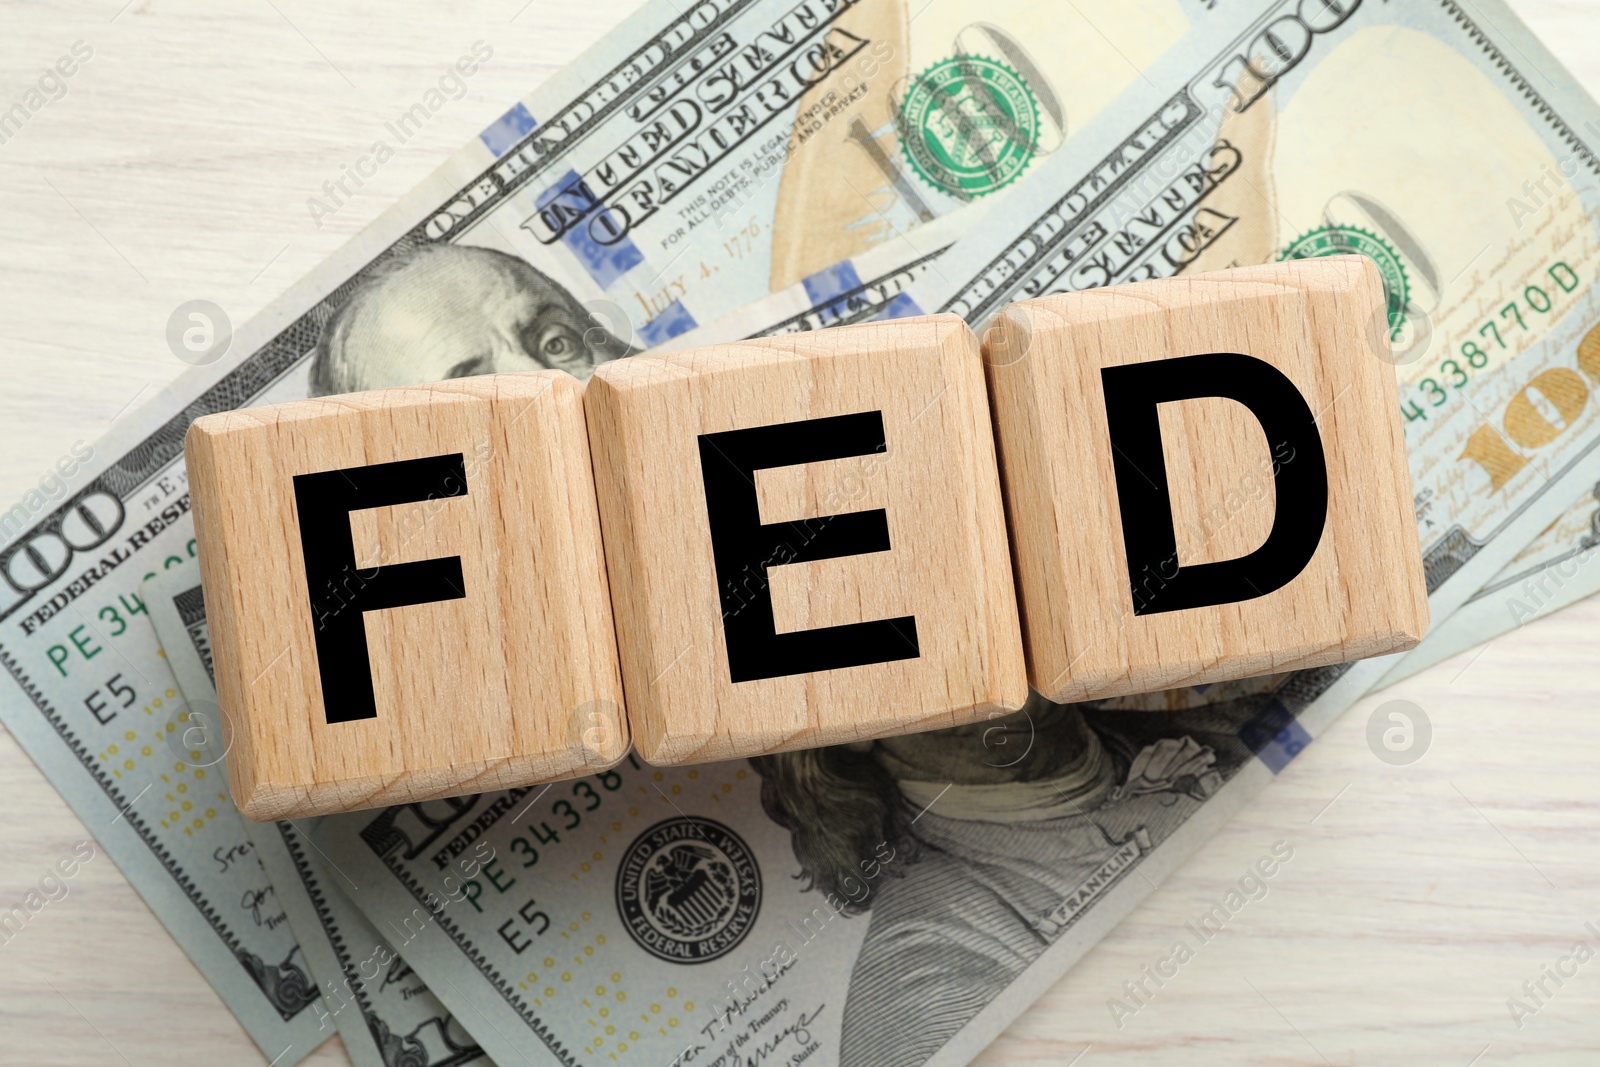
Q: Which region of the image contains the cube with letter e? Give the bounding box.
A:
[981,256,1429,703]
[185,372,628,820]
[585,315,1028,765]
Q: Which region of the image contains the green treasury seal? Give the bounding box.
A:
[900,55,1040,198]
[1279,225,1413,338]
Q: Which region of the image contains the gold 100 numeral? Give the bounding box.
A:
[1461,320,1600,491]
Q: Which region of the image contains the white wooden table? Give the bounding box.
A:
[1,1,1596,1063]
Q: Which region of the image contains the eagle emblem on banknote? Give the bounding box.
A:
[615,817,762,964]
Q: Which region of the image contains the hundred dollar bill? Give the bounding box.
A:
[0,0,1197,1041]
[143,566,494,1067]
[0,535,326,1056]
[1378,479,1600,682]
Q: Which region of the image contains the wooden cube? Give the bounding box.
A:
[187,372,628,820]
[586,315,1027,765]
[981,257,1428,703]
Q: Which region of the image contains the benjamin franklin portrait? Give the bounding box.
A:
[308,243,635,396]
[753,685,1281,1067]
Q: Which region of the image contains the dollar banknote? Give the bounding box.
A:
[143,565,495,1067]
[0,517,327,1057]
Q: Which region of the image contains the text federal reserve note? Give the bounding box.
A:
[144,564,494,1067]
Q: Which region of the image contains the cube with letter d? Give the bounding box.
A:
[982,257,1429,703]
[586,315,1028,765]
[186,372,628,820]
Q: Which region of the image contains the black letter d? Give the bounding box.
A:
[1100,353,1328,616]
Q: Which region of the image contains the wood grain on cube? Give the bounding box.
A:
[982,257,1428,703]
[586,314,1027,765]
[186,372,627,820]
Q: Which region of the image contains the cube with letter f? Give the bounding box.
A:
[585,315,1028,765]
[186,372,628,820]
[981,257,1429,702]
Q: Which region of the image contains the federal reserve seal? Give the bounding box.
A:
[615,817,761,964]
[1280,225,1412,337]
[899,55,1040,198]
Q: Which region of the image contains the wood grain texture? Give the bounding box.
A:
[983,257,1429,702]
[0,2,1593,1065]
[187,371,627,819]
[586,314,1027,764]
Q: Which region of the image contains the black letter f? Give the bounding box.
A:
[293,454,468,723]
